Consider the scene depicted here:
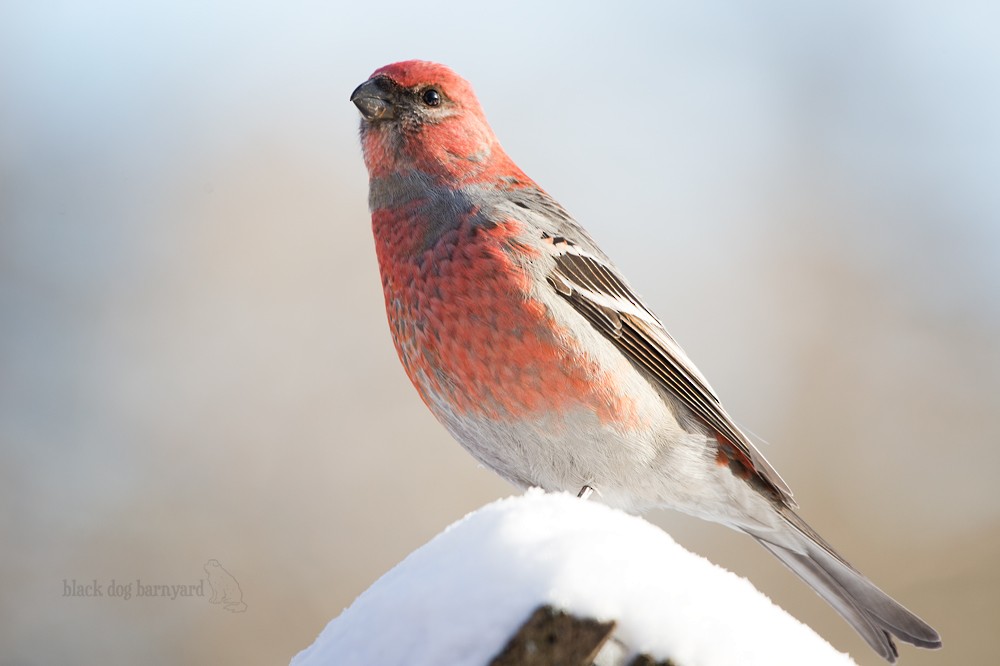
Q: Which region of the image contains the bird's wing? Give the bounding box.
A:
[538,230,795,505]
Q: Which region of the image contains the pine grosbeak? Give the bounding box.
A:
[350,60,940,662]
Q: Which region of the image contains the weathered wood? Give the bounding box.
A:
[627,654,677,666]
[489,605,616,666]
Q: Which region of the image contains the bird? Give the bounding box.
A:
[350,60,941,662]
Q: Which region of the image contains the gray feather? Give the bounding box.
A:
[746,510,941,662]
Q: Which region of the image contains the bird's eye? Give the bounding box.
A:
[421,88,442,107]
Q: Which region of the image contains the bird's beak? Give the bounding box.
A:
[351,78,395,122]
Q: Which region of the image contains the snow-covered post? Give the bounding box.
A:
[291,490,856,666]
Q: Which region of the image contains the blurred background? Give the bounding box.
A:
[1,1,998,664]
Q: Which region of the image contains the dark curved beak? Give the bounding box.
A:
[351,78,395,122]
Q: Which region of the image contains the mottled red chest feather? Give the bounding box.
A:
[371,209,641,426]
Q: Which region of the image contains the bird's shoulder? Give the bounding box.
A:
[490,185,611,261]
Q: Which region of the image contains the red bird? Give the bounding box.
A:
[350,60,941,662]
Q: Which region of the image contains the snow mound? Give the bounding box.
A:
[292,490,855,666]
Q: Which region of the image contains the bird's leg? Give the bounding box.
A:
[577,485,594,501]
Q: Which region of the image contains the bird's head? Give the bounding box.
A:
[351,61,518,183]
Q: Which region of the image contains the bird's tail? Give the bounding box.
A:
[745,508,941,663]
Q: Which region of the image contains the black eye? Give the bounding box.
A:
[421,88,441,107]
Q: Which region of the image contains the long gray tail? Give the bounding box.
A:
[746,508,941,662]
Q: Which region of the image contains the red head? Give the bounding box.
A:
[350,60,527,184]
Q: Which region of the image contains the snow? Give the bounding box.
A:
[291,490,856,666]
